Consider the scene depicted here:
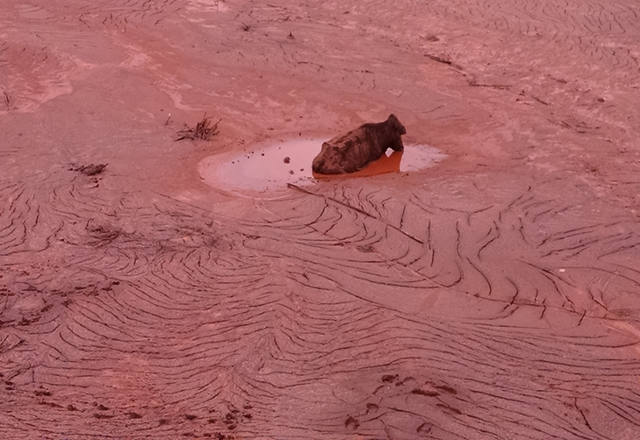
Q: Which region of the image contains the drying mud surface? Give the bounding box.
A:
[2,1,640,439]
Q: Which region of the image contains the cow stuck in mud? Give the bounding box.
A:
[312,114,406,174]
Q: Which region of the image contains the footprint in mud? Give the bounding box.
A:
[62,400,144,420]
[356,244,375,253]
[38,400,63,409]
[163,402,253,438]
[347,373,462,436]
[417,422,433,435]
[218,403,253,431]
[93,413,115,419]
[344,415,360,430]
[34,387,52,397]
[365,403,379,414]
[90,401,116,419]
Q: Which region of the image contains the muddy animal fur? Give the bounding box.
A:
[312,114,406,174]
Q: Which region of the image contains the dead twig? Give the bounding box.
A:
[175,114,220,141]
[424,53,452,65]
[423,53,464,71]
[70,163,108,176]
[467,78,510,90]
[287,183,424,245]
[531,95,549,106]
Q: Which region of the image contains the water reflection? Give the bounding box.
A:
[312,150,403,179]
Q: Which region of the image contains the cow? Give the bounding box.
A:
[312,114,406,174]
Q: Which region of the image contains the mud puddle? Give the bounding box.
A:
[199,138,445,193]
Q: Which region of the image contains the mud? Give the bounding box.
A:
[2,1,640,439]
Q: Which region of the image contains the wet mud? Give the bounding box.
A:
[1,0,640,439]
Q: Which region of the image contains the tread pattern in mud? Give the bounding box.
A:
[1,171,639,439]
[1,0,640,438]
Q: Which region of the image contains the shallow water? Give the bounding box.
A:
[199,138,446,192]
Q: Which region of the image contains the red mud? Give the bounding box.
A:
[1,1,640,439]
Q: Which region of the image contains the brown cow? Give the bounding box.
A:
[312,114,406,174]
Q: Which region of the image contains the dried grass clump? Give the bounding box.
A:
[175,114,220,141]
